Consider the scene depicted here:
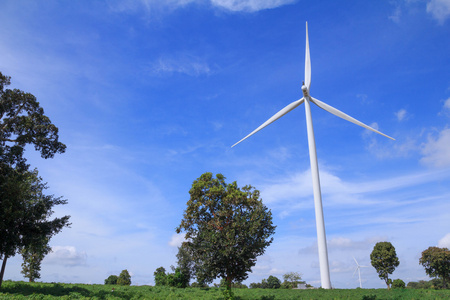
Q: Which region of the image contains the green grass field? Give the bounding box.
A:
[1,281,449,299]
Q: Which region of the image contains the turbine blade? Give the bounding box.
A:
[353,256,359,266]
[305,22,311,89]
[310,97,395,140]
[232,98,305,147]
[353,268,358,277]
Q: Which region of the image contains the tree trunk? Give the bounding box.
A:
[0,256,8,289]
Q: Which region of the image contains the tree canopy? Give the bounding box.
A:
[176,172,276,292]
[370,241,400,289]
[420,246,450,289]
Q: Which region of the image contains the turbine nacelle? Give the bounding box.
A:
[301,84,309,98]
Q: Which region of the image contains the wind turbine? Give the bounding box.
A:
[232,22,394,289]
[353,256,369,288]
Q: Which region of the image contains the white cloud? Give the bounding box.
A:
[438,233,450,248]
[109,0,295,14]
[44,246,87,267]
[420,128,450,168]
[427,0,450,24]
[169,233,186,247]
[149,55,211,76]
[211,0,296,12]
[395,109,409,121]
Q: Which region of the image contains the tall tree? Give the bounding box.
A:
[0,72,68,288]
[176,172,276,294]
[20,236,51,282]
[419,246,450,289]
[370,241,400,289]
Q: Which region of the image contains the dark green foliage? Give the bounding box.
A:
[176,243,194,285]
[370,241,400,289]
[104,275,118,285]
[391,279,405,289]
[154,267,167,286]
[176,173,276,292]
[117,269,131,286]
[0,168,69,288]
[419,246,450,289]
[266,276,281,289]
[167,267,189,288]
[408,278,447,290]
[250,276,283,289]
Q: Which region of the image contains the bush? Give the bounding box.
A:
[392,279,405,289]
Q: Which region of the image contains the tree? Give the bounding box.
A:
[176,173,276,294]
[267,275,281,289]
[0,168,69,288]
[166,267,189,288]
[105,275,118,285]
[391,279,405,289]
[175,243,194,285]
[1,72,68,288]
[154,267,167,286]
[370,241,400,289]
[117,269,131,286]
[419,246,450,289]
[282,272,303,289]
[20,236,51,282]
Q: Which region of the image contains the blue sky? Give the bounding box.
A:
[1,0,450,288]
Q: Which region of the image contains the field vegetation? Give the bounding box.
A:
[1,281,450,300]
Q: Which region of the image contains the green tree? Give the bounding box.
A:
[267,275,281,289]
[117,269,131,286]
[176,173,276,294]
[166,267,189,288]
[154,267,167,286]
[282,272,303,289]
[419,246,450,289]
[0,72,67,288]
[20,236,51,282]
[0,168,69,288]
[176,243,194,286]
[391,279,405,289]
[370,241,400,289]
[104,275,118,285]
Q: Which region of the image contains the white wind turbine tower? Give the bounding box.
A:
[232,22,394,289]
[353,256,369,288]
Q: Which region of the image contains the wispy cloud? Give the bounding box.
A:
[421,128,450,168]
[395,109,409,121]
[427,0,450,24]
[149,55,212,76]
[210,0,296,12]
[109,0,295,14]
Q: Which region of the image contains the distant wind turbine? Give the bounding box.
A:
[232,22,394,289]
[353,256,369,288]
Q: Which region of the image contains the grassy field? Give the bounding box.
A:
[1,281,449,299]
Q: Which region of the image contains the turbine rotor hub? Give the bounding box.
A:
[301,85,309,97]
